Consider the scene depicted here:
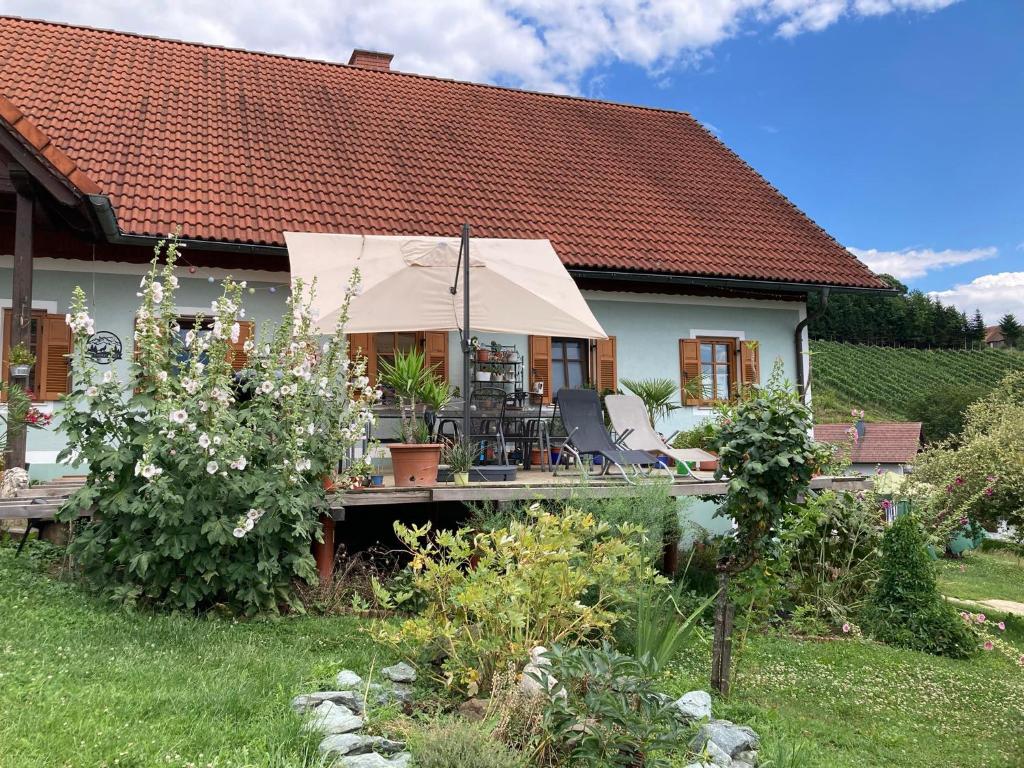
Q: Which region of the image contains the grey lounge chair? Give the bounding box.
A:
[554,388,669,483]
[604,394,717,479]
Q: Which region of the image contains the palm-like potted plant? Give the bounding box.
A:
[8,343,35,378]
[442,440,473,486]
[420,372,453,436]
[620,377,681,427]
[377,348,444,487]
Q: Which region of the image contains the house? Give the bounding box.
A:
[0,18,885,530]
[985,326,1006,349]
[814,421,923,475]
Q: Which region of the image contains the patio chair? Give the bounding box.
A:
[554,388,667,483]
[604,394,717,479]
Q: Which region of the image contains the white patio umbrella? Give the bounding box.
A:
[285,228,607,441]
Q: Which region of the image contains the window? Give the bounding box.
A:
[680,336,759,406]
[551,337,589,394]
[140,316,253,374]
[698,338,735,402]
[347,332,449,390]
[2,309,72,402]
[375,332,420,373]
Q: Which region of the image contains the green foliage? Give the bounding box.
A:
[420,371,454,412]
[619,377,681,426]
[904,382,986,443]
[536,643,686,768]
[378,347,437,442]
[710,366,832,570]
[912,371,1024,539]
[628,581,714,672]
[861,513,977,658]
[998,313,1022,348]
[809,340,1024,423]
[372,506,661,694]
[8,342,36,366]
[408,718,526,768]
[440,439,473,473]
[671,418,719,450]
[57,237,378,614]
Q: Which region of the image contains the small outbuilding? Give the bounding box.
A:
[815,421,923,475]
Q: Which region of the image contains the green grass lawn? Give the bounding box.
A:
[0,544,386,768]
[937,546,1024,605]
[3,542,1024,768]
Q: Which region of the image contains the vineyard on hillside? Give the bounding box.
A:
[809,341,1024,423]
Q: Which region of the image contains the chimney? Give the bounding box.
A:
[855,418,866,441]
[347,49,394,71]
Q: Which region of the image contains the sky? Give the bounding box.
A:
[3,0,1021,323]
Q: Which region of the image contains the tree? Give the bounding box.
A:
[998,313,1022,348]
[967,309,986,349]
[904,383,986,443]
[707,366,831,693]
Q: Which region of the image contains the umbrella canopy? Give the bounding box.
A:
[284,232,607,339]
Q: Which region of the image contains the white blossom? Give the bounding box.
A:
[169,410,188,425]
[259,381,274,394]
[246,507,263,521]
[151,282,164,304]
[230,322,241,344]
[198,433,211,449]
[243,517,255,532]
[230,456,248,470]
[232,527,246,538]
[156,370,168,383]
[206,460,219,475]
[85,386,98,397]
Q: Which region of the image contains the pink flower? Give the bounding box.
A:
[976,614,986,624]
[998,622,1006,631]
[959,517,969,526]
[955,476,965,486]
[983,641,994,651]
[842,623,851,634]
[1018,655,1024,667]
[984,487,994,497]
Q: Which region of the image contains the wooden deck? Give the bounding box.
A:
[0,470,871,522]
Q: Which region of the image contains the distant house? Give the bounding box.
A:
[815,421,923,475]
[985,326,1006,349]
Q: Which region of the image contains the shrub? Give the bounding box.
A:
[861,513,976,658]
[904,382,986,443]
[372,506,660,695]
[535,643,686,768]
[58,237,378,613]
[408,718,526,768]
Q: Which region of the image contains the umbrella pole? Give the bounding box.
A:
[461,223,472,447]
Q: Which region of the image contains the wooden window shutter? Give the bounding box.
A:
[528,335,552,403]
[347,333,376,383]
[423,331,448,382]
[679,339,702,405]
[739,340,760,389]
[227,321,254,371]
[593,336,617,393]
[38,313,72,401]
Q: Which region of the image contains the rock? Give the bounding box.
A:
[705,739,733,766]
[337,669,365,688]
[519,647,565,701]
[292,690,363,713]
[529,646,551,667]
[691,720,760,758]
[389,683,414,706]
[684,763,714,768]
[457,697,490,721]
[320,734,407,758]
[734,750,759,767]
[302,700,364,735]
[337,752,411,768]
[381,662,417,683]
[674,690,713,722]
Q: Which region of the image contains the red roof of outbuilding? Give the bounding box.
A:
[815,422,923,465]
[0,16,884,288]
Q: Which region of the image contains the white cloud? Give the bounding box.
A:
[848,245,996,281]
[0,0,961,93]
[928,272,1024,321]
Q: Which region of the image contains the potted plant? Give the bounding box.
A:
[9,343,34,378]
[474,336,490,362]
[420,373,453,435]
[442,440,473,486]
[377,348,444,488]
[476,366,492,382]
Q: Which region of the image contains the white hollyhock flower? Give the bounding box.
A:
[212,435,222,446]
[231,456,248,470]
[198,433,211,449]
[244,518,255,532]
[259,381,273,394]
[140,463,161,479]
[85,386,98,397]
[211,321,224,339]
[102,370,114,384]
[185,330,196,346]
[206,460,219,475]
[295,458,312,472]
[307,423,315,435]
[169,409,187,425]
[246,508,262,520]
[156,370,168,383]
[168,275,179,289]
[230,322,240,343]
[232,527,246,538]
[151,282,164,304]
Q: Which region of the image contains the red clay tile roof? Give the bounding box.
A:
[815,422,923,465]
[0,95,101,195]
[985,326,1005,344]
[0,16,884,288]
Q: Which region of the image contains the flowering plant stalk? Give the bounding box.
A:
[58,236,379,613]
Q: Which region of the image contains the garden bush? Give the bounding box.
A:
[58,237,378,613]
[861,512,977,658]
[407,718,526,768]
[535,643,686,768]
[372,505,660,694]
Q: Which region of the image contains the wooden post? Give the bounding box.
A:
[313,512,335,583]
[5,178,33,470]
[710,570,733,695]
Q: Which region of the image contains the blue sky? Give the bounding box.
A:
[5,0,1021,320]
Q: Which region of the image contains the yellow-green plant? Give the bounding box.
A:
[372,505,661,695]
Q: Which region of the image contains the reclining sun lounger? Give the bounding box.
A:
[554,388,667,483]
[604,394,717,479]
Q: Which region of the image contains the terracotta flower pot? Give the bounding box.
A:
[389,443,443,487]
[698,451,718,472]
[476,349,491,362]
